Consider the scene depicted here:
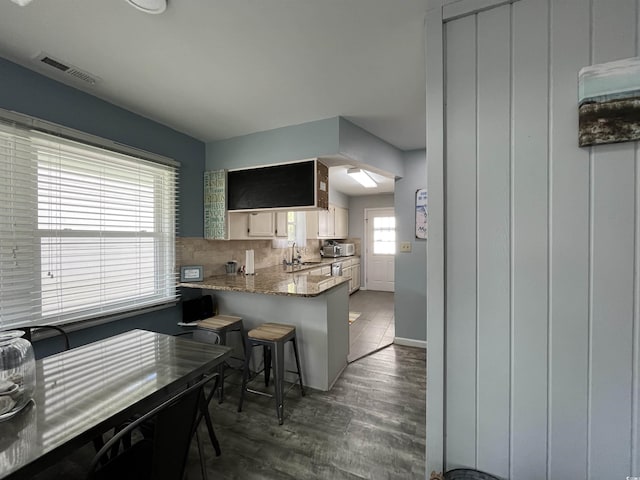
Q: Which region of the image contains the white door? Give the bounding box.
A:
[365,208,395,292]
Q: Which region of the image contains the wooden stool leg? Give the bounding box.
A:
[273,340,285,425]
[291,335,305,397]
[238,338,253,413]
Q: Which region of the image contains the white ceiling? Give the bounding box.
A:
[0,0,427,195]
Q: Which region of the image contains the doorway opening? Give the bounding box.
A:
[348,207,396,362]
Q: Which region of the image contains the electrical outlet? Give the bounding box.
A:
[400,242,412,253]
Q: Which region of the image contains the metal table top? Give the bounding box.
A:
[0,329,231,479]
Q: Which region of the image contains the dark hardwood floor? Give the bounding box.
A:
[186,343,426,480]
[29,343,425,480]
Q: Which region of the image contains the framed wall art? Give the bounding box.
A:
[416,188,427,239]
[180,265,203,282]
[579,56,640,147]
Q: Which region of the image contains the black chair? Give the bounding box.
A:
[444,469,501,480]
[182,295,217,323]
[88,373,218,480]
[173,332,223,455]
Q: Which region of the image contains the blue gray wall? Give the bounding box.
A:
[0,57,206,355]
[394,150,426,342]
[338,117,404,178]
[347,194,395,246]
[206,116,404,179]
[206,117,339,170]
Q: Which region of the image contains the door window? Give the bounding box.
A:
[372,216,396,254]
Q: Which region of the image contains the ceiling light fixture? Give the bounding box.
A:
[10,0,34,6]
[125,0,167,14]
[347,168,377,188]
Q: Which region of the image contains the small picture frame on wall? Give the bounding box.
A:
[578,56,640,147]
[416,188,427,239]
[180,265,204,282]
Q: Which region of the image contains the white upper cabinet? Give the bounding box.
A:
[228,211,274,239]
[334,206,348,239]
[274,211,288,238]
[248,212,274,236]
[306,204,348,239]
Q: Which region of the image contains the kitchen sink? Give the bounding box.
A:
[300,261,323,265]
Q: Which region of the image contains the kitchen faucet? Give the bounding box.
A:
[282,242,302,267]
[291,242,301,265]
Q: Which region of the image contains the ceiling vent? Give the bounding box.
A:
[34,53,101,86]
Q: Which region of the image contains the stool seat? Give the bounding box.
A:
[248,323,295,342]
[238,321,304,424]
[194,314,245,405]
[198,315,243,330]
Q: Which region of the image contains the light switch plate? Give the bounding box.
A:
[400,241,412,253]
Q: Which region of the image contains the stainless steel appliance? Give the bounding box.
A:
[322,244,342,258]
[331,262,343,276]
[337,243,355,256]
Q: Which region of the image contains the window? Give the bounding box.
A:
[287,211,296,243]
[372,216,395,254]
[286,211,307,247]
[0,116,178,330]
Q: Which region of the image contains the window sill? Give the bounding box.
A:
[31,301,179,341]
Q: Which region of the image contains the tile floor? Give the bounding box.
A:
[348,290,395,363]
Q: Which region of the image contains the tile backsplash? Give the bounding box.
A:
[177,237,361,278]
[177,238,320,277]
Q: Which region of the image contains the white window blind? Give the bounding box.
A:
[0,118,178,330]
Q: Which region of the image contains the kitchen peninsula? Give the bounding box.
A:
[180,265,349,391]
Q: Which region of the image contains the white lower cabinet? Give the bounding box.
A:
[352,264,361,292]
[344,266,353,292]
[345,258,360,294]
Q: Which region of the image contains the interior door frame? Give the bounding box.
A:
[424,0,519,476]
[425,4,446,474]
[363,207,396,292]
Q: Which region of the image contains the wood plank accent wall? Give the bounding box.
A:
[443,0,640,478]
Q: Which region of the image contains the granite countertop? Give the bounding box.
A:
[265,256,360,274]
[180,256,358,297]
[262,257,335,275]
[180,270,349,297]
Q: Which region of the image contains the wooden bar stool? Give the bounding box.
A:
[237,322,305,425]
[197,315,245,403]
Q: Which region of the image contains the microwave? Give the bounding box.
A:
[337,243,355,256]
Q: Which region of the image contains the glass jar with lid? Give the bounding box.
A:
[0,331,35,421]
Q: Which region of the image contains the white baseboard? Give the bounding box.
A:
[394,337,426,349]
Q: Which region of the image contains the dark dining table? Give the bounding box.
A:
[0,329,231,479]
